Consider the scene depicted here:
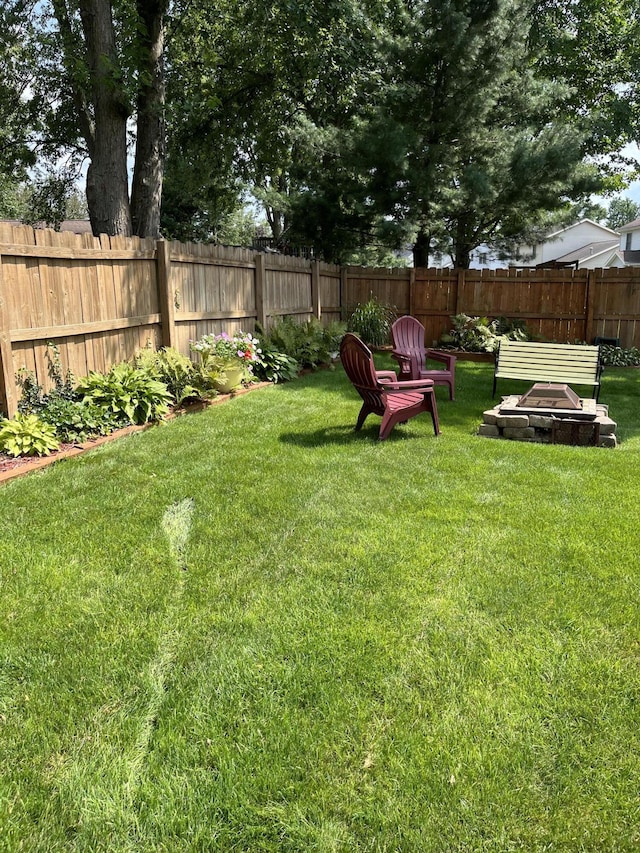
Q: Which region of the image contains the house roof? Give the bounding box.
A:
[0,219,92,234]
[545,218,620,241]
[553,239,620,265]
[619,218,640,233]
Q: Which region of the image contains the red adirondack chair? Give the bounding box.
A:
[340,333,440,440]
[391,315,457,400]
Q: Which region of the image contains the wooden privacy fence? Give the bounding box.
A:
[0,224,341,417]
[342,266,640,350]
[1,222,640,417]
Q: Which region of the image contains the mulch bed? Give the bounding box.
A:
[0,382,272,485]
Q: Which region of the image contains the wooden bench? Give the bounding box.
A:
[493,340,603,400]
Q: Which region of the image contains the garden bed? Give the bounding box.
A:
[439,349,495,362]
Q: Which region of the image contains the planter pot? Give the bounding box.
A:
[213,364,244,393]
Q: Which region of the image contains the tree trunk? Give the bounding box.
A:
[78,0,132,236]
[453,215,472,269]
[130,0,166,238]
[412,228,430,268]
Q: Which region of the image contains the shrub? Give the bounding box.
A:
[346,297,396,347]
[599,344,640,367]
[0,413,60,457]
[258,317,344,369]
[135,346,203,406]
[254,347,300,383]
[16,342,78,415]
[440,314,529,352]
[76,363,173,425]
[38,397,119,444]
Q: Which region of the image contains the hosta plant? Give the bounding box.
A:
[76,363,173,425]
[599,344,640,367]
[0,413,61,457]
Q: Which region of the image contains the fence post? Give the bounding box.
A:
[585,269,596,344]
[255,252,268,329]
[311,259,321,320]
[156,239,177,350]
[0,252,17,417]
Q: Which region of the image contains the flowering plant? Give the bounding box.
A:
[191,332,262,390]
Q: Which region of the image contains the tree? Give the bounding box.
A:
[607,197,640,231]
[0,2,39,185]
[4,0,168,237]
[162,0,384,249]
[529,0,639,163]
[52,0,168,236]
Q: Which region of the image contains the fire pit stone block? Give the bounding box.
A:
[529,414,555,429]
[496,414,529,428]
[478,424,500,437]
[503,427,536,440]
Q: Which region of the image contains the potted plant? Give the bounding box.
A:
[191,331,262,392]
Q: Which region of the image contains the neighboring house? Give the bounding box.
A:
[456,220,623,270]
[514,219,623,269]
[618,218,640,265]
[469,244,509,270]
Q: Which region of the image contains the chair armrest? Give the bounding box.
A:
[379,378,435,391]
[391,349,419,377]
[376,370,398,383]
[426,349,457,369]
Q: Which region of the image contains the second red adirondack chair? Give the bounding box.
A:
[391,315,456,400]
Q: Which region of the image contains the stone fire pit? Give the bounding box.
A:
[479,384,617,447]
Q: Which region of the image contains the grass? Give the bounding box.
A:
[1,358,640,852]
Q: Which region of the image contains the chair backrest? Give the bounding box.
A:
[340,333,385,412]
[392,316,426,358]
[340,333,379,390]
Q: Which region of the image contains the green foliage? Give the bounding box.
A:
[16,342,76,416]
[440,313,529,352]
[15,343,118,442]
[38,397,119,444]
[253,347,300,383]
[607,197,640,231]
[346,298,396,347]
[16,368,45,415]
[134,346,203,407]
[599,344,640,367]
[258,317,345,368]
[76,363,173,426]
[0,412,60,457]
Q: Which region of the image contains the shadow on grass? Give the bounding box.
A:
[279,421,437,448]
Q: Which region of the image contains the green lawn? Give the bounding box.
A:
[1,359,640,852]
